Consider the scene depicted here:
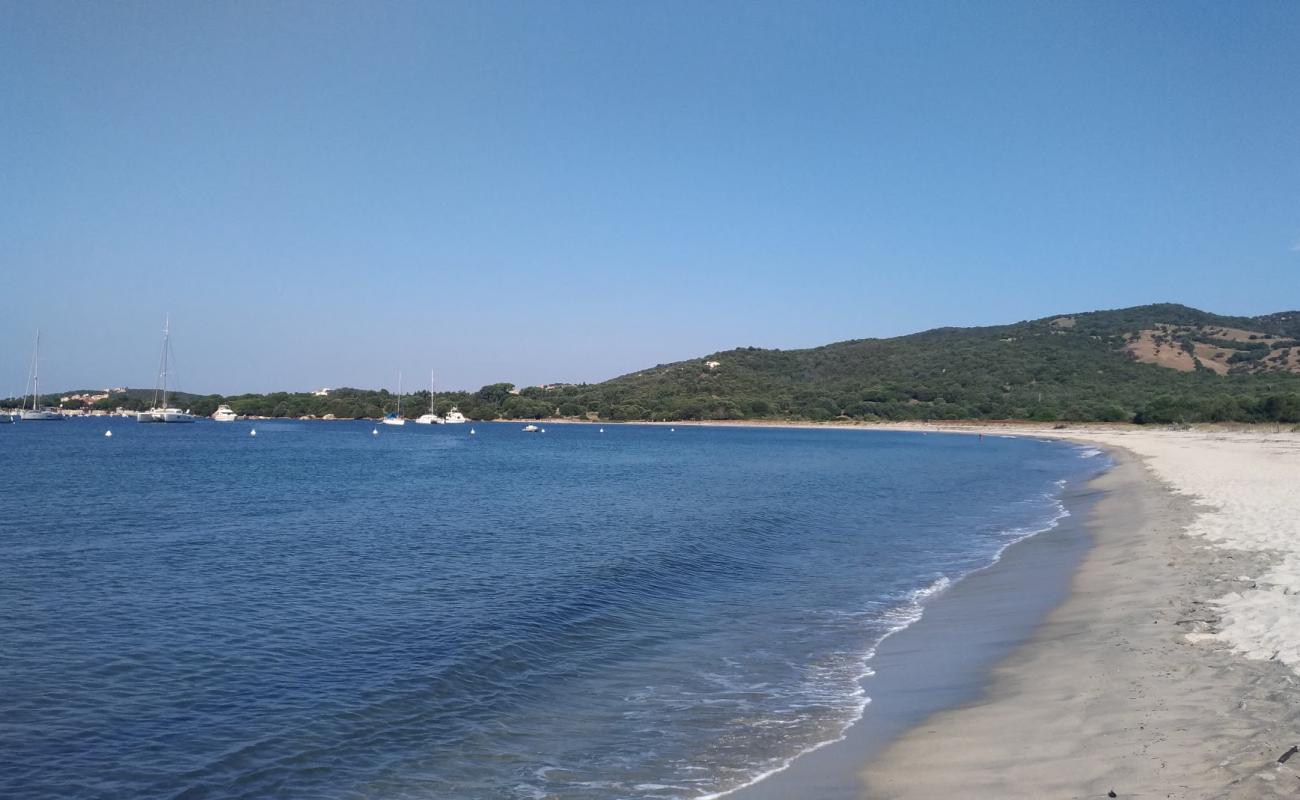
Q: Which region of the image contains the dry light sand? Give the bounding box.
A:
[860,426,1300,799]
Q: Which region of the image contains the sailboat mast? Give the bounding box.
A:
[161,315,170,408]
[29,330,40,411]
[152,315,169,409]
[397,371,402,417]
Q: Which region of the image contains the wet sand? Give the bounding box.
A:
[730,450,1104,800]
[726,427,1300,798]
[860,444,1299,798]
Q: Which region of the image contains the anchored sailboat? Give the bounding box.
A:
[19,331,64,421]
[381,372,406,426]
[137,316,196,423]
[415,370,441,424]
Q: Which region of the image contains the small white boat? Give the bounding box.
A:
[381,372,407,425]
[415,370,441,424]
[522,424,540,432]
[212,404,238,422]
[443,408,468,424]
[20,331,65,421]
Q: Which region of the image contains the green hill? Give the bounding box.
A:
[549,303,1300,424]
[10,304,1300,424]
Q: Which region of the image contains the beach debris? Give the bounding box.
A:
[1279,745,1298,764]
[104,430,112,437]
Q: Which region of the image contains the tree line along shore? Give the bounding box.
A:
[5,380,1299,425]
[7,304,1300,425]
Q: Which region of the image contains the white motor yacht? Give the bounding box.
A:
[443,407,467,424]
[212,404,238,422]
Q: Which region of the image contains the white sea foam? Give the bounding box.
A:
[699,478,1085,800]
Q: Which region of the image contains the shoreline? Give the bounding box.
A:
[724,424,1300,798]
[727,440,1109,800]
[861,429,1300,798]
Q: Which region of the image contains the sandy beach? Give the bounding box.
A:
[861,428,1300,799]
[706,421,1300,798]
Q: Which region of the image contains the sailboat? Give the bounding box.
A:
[415,370,441,424]
[136,316,196,423]
[19,331,64,421]
[381,372,406,426]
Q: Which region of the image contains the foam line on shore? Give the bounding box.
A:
[857,425,1300,798]
[704,446,1098,799]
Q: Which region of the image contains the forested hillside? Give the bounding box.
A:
[578,304,1300,423]
[10,305,1300,424]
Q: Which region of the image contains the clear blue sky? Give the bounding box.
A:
[3,1,1298,395]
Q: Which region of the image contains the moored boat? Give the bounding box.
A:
[137,316,196,423]
[380,372,407,425]
[443,407,468,424]
[20,331,64,421]
[415,370,441,424]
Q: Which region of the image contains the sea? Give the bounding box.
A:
[0,420,1108,799]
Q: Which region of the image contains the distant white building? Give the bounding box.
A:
[705,360,721,370]
[312,388,332,397]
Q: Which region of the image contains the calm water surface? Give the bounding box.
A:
[0,421,1105,799]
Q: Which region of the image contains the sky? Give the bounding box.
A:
[3,1,1299,395]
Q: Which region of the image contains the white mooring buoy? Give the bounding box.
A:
[470,428,476,434]
[104,430,112,438]
[372,428,378,436]
[599,428,604,433]
[250,429,257,437]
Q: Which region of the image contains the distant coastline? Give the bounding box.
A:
[7,304,1300,425]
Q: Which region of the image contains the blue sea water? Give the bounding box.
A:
[0,421,1106,799]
